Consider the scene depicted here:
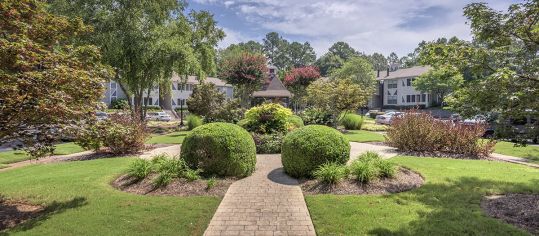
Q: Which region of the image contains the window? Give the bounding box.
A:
[406,95,411,103]
[416,95,421,102]
[144,97,153,105]
[177,99,186,106]
[422,94,426,102]
[407,78,411,86]
[387,80,397,89]
[411,95,416,102]
[387,95,398,104]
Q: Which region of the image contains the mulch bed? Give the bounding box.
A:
[300,167,424,195]
[112,174,236,197]
[481,194,539,235]
[0,198,44,231]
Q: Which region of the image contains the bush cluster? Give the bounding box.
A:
[281,125,350,178]
[110,98,129,110]
[241,103,293,134]
[300,108,333,126]
[75,113,149,154]
[312,163,349,184]
[339,113,364,130]
[251,132,284,154]
[127,154,201,187]
[181,123,256,177]
[349,152,396,183]
[385,111,495,157]
[287,115,304,130]
[186,114,203,130]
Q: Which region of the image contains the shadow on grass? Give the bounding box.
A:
[1,197,87,235]
[368,177,539,235]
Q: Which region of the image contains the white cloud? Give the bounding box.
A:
[198,0,520,56]
[218,27,254,49]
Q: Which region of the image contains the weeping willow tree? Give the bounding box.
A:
[50,0,224,119]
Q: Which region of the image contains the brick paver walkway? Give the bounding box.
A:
[204,154,316,236]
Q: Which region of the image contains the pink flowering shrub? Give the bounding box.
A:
[283,66,321,87]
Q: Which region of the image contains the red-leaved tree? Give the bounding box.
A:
[283,66,321,110]
[219,52,268,107]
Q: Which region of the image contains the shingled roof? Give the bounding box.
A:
[252,76,292,98]
[375,66,431,80]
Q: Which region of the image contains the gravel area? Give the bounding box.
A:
[481,194,539,235]
[301,167,424,195]
[112,174,236,197]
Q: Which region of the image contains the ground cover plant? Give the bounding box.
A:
[281,125,350,177]
[0,143,84,166]
[305,157,539,235]
[0,158,220,235]
[181,123,256,177]
[386,111,495,157]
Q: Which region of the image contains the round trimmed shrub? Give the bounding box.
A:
[282,125,350,178]
[181,122,256,177]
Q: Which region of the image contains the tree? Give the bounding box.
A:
[419,0,538,120]
[328,42,359,61]
[413,66,464,106]
[368,52,388,71]
[283,66,321,110]
[315,53,345,76]
[387,52,400,67]
[219,52,268,107]
[263,32,290,70]
[51,0,224,120]
[305,79,371,127]
[330,57,376,90]
[0,0,111,156]
[287,42,316,68]
[186,82,225,119]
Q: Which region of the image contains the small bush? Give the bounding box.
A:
[312,163,348,185]
[241,103,293,134]
[300,108,333,126]
[377,161,396,178]
[186,114,203,130]
[252,132,284,154]
[281,125,350,178]
[386,110,495,157]
[339,113,364,130]
[349,160,378,183]
[287,115,304,130]
[74,124,103,152]
[182,169,202,182]
[181,123,256,177]
[127,158,153,180]
[206,177,217,190]
[110,98,129,110]
[152,156,189,187]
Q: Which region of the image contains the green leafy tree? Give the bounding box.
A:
[315,53,345,76]
[287,42,316,68]
[186,82,225,120]
[0,0,111,157]
[51,0,224,120]
[263,32,290,70]
[330,57,376,91]
[387,52,400,67]
[328,42,359,61]
[413,67,464,106]
[306,79,370,127]
[368,52,388,71]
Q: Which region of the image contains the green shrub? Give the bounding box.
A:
[152,157,189,187]
[182,169,201,182]
[349,160,378,183]
[110,98,129,110]
[127,158,153,180]
[377,161,396,178]
[300,108,333,126]
[312,163,348,184]
[186,114,203,130]
[181,123,256,177]
[252,132,284,154]
[206,177,217,190]
[241,103,293,134]
[281,125,350,178]
[287,115,304,130]
[339,113,364,130]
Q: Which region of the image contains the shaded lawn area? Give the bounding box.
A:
[494,141,539,163]
[146,131,189,144]
[345,130,385,143]
[0,143,84,165]
[306,157,539,235]
[0,158,220,235]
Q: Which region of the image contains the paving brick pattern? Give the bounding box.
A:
[204,154,316,236]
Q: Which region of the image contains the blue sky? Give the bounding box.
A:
[188,0,521,57]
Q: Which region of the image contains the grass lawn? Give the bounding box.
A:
[493,141,539,163]
[0,158,220,235]
[146,131,190,144]
[345,130,385,143]
[306,157,539,235]
[0,142,84,166]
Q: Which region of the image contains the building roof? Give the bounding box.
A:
[170,74,232,87]
[252,76,292,98]
[375,66,431,80]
